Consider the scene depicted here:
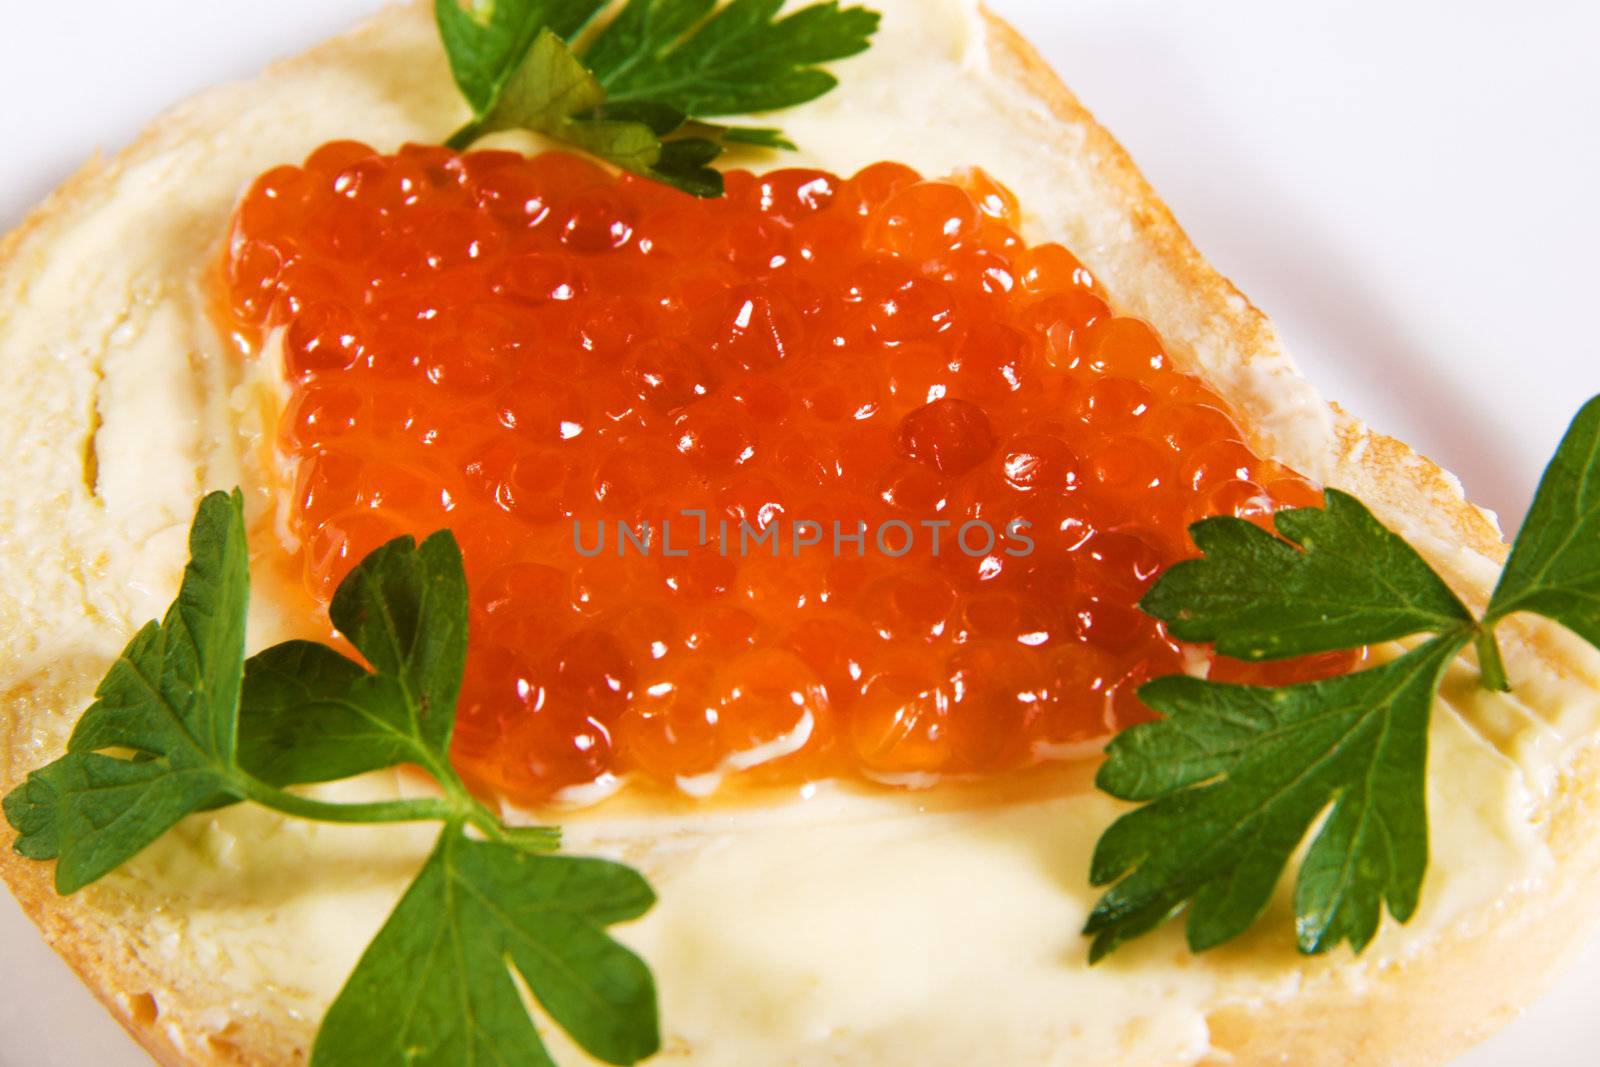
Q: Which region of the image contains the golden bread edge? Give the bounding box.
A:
[0,104,238,1067]
[0,3,1596,1066]
[0,10,461,1067]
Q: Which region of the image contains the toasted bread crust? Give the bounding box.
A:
[2,4,1595,1066]
[0,8,452,1064]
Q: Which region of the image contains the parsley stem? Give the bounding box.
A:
[445,121,482,151]
[240,778,458,825]
[1474,626,1511,692]
[456,800,562,851]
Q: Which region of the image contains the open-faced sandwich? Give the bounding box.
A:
[6,2,1600,1065]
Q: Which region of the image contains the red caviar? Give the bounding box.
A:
[223,143,1353,804]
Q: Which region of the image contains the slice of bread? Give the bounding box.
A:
[5,2,1600,1064]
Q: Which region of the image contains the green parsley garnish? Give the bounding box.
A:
[3,492,658,1066]
[438,0,880,197]
[1086,395,1600,962]
[314,832,657,1066]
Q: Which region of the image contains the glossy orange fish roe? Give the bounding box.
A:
[223,142,1353,804]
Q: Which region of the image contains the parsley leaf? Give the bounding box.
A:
[2,490,250,893]
[236,641,402,788]
[1486,394,1600,647]
[4,491,643,1063]
[313,828,659,1067]
[1,771,58,860]
[437,0,879,196]
[236,530,469,787]
[235,532,561,853]
[1141,489,1476,660]
[1089,393,1600,961]
[435,0,606,115]
[324,529,469,758]
[461,28,723,196]
[1086,637,1461,961]
[577,0,712,86]
[583,0,881,116]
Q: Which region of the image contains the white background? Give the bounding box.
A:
[0,1,1597,1063]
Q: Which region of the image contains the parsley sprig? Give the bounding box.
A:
[437,0,880,196]
[3,492,658,1066]
[1087,395,1600,961]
